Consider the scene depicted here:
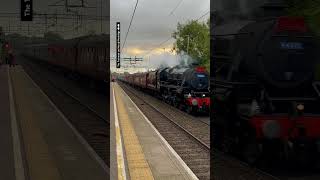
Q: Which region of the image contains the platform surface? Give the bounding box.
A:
[112,82,198,180]
[0,65,108,180]
[0,65,15,179]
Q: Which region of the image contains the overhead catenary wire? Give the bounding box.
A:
[169,0,184,16]
[195,10,209,21]
[142,37,173,58]
[121,0,139,53]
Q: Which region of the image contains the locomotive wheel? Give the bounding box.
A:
[186,106,194,114]
[186,106,191,114]
[173,100,179,108]
[178,104,184,110]
[89,80,96,89]
[221,136,235,154]
[212,120,235,153]
[188,106,198,115]
[242,141,261,165]
[290,142,317,168]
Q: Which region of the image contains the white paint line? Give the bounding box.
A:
[7,67,26,180]
[112,83,127,180]
[20,67,109,173]
[116,83,199,180]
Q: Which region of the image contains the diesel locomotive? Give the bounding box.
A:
[212,1,320,166]
[119,64,210,115]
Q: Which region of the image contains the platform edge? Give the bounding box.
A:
[117,83,199,180]
[8,67,26,180]
[21,67,109,174]
[112,83,127,180]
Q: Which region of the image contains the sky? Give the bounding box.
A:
[0,0,109,38]
[110,0,210,73]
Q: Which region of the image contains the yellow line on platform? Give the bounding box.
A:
[10,67,61,180]
[113,83,154,180]
[113,83,127,180]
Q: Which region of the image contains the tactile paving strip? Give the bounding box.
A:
[114,84,154,180]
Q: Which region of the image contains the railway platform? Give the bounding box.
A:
[111,82,198,180]
[0,65,108,180]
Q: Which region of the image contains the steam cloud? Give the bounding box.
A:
[177,51,198,67]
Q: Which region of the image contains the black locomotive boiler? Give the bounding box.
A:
[212,2,320,166]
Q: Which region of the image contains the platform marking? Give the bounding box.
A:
[117,83,199,180]
[20,66,109,174]
[10,67,62,180]
[114,84,154,180]
[112,84,127,180]
[8,67,26,180]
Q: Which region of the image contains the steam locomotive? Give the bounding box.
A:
[212,2,320,166]
[119,64,210,115]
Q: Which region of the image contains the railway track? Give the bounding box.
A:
[17,56,109,167]
[119,83,210,179]
[119,82,211,146]
[120,82,284,180]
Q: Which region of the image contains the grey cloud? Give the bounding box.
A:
[111,0,209,55]
[110,0,209,71]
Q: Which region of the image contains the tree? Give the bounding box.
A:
[285,0,320,79]
[172,19,210,71]
[285,0,320,36]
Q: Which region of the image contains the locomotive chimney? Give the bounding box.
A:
[190,62,200,67]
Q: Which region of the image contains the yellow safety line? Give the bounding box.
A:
[10,67,61,180]
[112,83,127,180]
[113,83,154,180]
